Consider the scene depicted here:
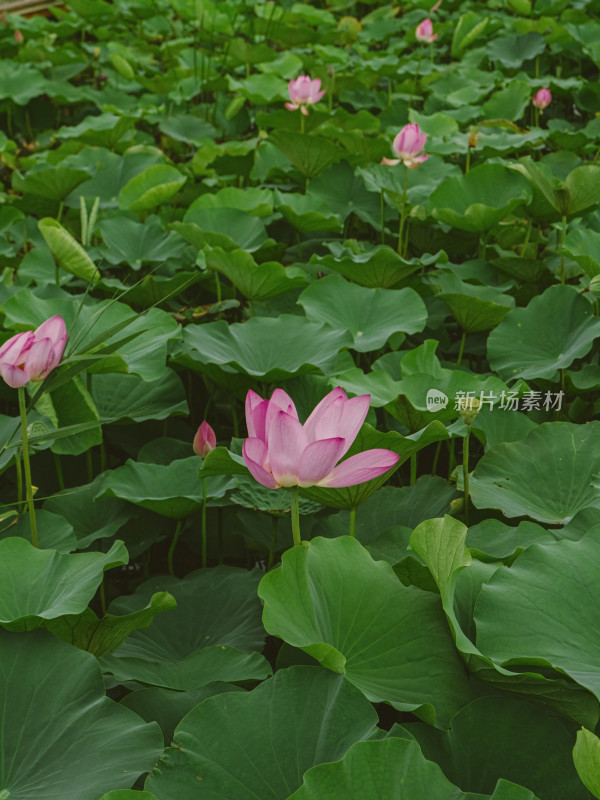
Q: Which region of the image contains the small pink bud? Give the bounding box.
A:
[532,87,552,110]
[193,421,216,458]
[416,18,438,44]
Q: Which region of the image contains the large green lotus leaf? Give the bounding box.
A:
[513,158,600,220]
[144,666,378,800]
[95,457,235,519]
[118,164,186,212]
[44,477,138,548]
[487,32,546,68]
[1,290,181,382]
[468,422,600,524]
[38,218,99,283]
[275,191,343,233]
[298,275,427,353]
[97,793,160,800]
[269,130,344,179]
[188,187,274,218]
[63,147,166,210]
[405,696,586,800]
[121,683,244,744]
[561,227,600,279]
[433,273,514,333]
[98,215,189,269]
[487,285,600,381]
[109,567,265,660]
[428,165,532,233]
[564,165,600,216]
[259,537,472,727]
[13,165,89,202]
[476,528,600,702]
[0,629,162,800]
[203,246,308,301]
[470,406,538,452]
[289,737,542,800]
[43,592,176,657]
[0,538,127,630]
[329,366,403,407]
[0,60,47,104]
[57,112,135,147]
[181,207,268,252]
[573,729,600,799]
[310,241,431,288]
[5,509,77,552]
[91,371,188,423]
[481,81,531,121]
[173,315,351,382]
[38,375,102,456]
[101,646,272,691]
[466,519,558,560]
[358,157,462,210]
[308,161,381,226]
[158,114,217,145]
[299,423,448,510]
[451,12,489,55]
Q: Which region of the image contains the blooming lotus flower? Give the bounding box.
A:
[193,420,217,458]
[0,315,67,389]
[416,18,437,43]
[242,387,399,489]
[382,123,428,168]
[285,75,326,116]
[532,87,552,110]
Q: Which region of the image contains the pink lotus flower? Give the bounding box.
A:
[193,420,217,458]
[416,18,437,44]
[382,123,429,168]
[0,315,67,389]
[532,87,552,110]
[285,75,325,116]
[242,387,399,489]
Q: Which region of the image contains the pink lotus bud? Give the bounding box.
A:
[532,87,552,110]
[430,0,443,11]
[285,75,326,116]
[242,387,399,490]
[14,29,23,44]
[193,420,216,458]
[416,18,437,44]
[0,315,67,389]
[391,123,429,168]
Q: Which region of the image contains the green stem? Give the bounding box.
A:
[15,448,23,513]
[408,48,423,109]
[300,113,305,134]
[397,166,408,256]
[560,214,567,285]
[201,477,207,568]
[168,519,183,577]
[463,428,471,527]
[18,387,38,548]
[290,486,301,547]
[466,146,471,175]
[447,438,456,480]
[431,441,442,475]
[214,271,222,303]
[86,449,93,483]
[54,452,65,492]
[349,507,356,538]
[520,219,533,258]
[267,515,278,570]
[57,201,64,225]
[99,578,106,616]
[457,331,466,366]
[410,452,417,485]
[380,189,385,244]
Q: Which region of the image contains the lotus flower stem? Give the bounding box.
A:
[380,189,385,244]
[15,448,23,512]
[18,387,39,548]
[397,166,408,256]
[410,453,417,485]
[447,438,456,479]
[408,49,423,110]
[301,113,305,135]
[290,486,301,547]
[560,214,567,285]
[54,452,65,491]
[268,516,278,569]
[168,519,183,577]
[520,219,533,257]
[463,429,471,527]
[201,477,207,568]
[432,441,442,475]
[349,507,356,537]
[457,331,466,366]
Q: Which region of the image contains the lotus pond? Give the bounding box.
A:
[1,0,600,797]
